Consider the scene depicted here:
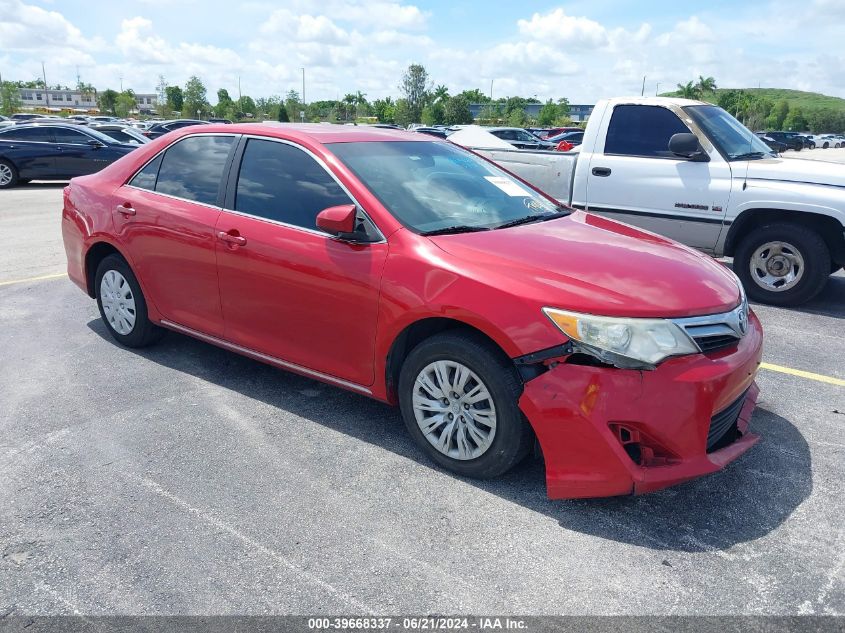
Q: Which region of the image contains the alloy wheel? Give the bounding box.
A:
[749,240,805,292]
[100,269,137,335]
[412,360,497,460]
[0,164,13,187]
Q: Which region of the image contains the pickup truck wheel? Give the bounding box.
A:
[0,160,19,189]
[95,254,163,348]
[398,331,533,479]
[735,223,830,306]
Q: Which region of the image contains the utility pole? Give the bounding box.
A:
[655,82,660,96]
[41,62,50,110]
[238,76,242,102]
[119,76,123,92]
[301,68,306,123]
[490,79,494,100]
[641,75,646,97]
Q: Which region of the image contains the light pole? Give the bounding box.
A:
[301,68,306,122]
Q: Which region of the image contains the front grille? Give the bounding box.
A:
[694,333,740,354]
[707,389,748,452]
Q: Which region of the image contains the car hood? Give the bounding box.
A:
[743,155,845,187]
[428,211,741,318]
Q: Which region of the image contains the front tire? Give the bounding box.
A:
[95,254,163,348]
[0,160,19,189]
[734,223,830,306]
[398,331,533,479]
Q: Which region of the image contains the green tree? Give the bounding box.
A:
[372,97,394,122]
[165,86,183,114]
[399,64,430,123]
[278,103,290,122]
[0,81,22,115]
[421,101,445,125]
[676,81,700,100]
[182,76,208,118]
[766,99,790,129]
[695,75,717,97]
[354,90,369,119]
[114,90,136,118]
[98,89,119,115]
[215,88,234,118]
[537,99,559,126]
[236,95,257,118]
[443,94,473,125]
[457,89,489,104]
[432,84,449,103]
[782,106,808,131]
[478,103,501,124]
[393,98,412,128]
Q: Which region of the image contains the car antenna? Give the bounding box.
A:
[742,116,754,191]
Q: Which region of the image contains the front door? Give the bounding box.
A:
[215,137,387,387]
[51,126,116,177]
[584,104,731,252]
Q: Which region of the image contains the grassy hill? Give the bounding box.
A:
[660,88,845,110]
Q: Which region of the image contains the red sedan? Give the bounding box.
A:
[61,123,763,499]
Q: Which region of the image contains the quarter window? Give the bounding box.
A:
[155,135,234,205]
[234,139,352,230]
[129,154,163,191]
[604,105,690,158]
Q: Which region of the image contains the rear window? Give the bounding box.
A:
[0,127,53,142]
[153,135,235,205]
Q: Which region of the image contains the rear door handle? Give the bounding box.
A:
[115,203,136,216]
[592,167,612,177]
[217,231,247,246]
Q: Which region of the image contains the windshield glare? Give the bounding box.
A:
[684,105,775,160]
[327,141,562,234]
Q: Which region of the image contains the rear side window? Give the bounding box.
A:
[234,139,352,230]
[129,154,163,190]
[604,105,689,158]
[155,135,234,205]
[0,127,53,142]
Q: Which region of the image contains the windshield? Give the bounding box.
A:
[683,105,775,160]
[327,141,565,234]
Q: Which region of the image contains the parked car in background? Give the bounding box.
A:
[756,133,787,153]
[486,127,556,150]
[207,118,233,124]
[67,115,91,123]
[61,123,762,500]
[450,97,845,306]
[89,116,120,123]
[764,131,803,151]
[412,127,449,139]
[536,126,582,139]
[0,123,139,188]
[87,124,150,145]
[547,130,585,146]
[10,113,41,121]
[370,124,403,130]
[796,135,816,149]
[142,119,210,139]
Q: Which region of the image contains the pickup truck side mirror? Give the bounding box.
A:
[316,204,380,243]
[668,133,708,161]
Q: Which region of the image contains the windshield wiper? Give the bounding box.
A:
[730,151,769,161]
[494,211,570,230]
[421,225,491,236]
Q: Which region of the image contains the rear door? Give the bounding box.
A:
[583,104,731,252]
[0,127,60,178]
[115,133,238,336]
[214,137,388,387]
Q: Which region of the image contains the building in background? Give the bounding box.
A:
[134,93,158,114]
[19,88,97,112]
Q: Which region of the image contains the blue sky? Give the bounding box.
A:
[2,0,843,104]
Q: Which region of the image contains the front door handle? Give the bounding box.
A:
[592,167,612,177]
[217,231,247,247]
[115,203,136,216]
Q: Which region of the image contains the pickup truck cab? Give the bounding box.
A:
[451,97,845,306]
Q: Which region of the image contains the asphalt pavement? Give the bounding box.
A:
[0,183,843,615]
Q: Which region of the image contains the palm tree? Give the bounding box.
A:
[354,90,368,119]
[343,93,356,121]
[433,84,449,103]
[676,81,700,99]
[695,75,717,95]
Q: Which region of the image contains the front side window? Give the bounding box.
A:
[328,140,563,234]
[52,127,91,144]
[234,139,352,230]
[155,135,234,204]
[604,105,690,158]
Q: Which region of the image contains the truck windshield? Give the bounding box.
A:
[683,105,775,160]
[327,140,566,235]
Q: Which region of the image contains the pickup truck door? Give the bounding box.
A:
[582,104,731,253]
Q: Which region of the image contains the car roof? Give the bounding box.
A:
[3,122,90,130]
[180,122,431,144]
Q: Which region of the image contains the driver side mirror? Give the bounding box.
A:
[316,204,360,239]
[87,139,105,149]
[668,133,708,161]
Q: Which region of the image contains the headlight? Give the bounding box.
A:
[543,308,700,369]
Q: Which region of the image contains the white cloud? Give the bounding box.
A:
[518,8,609,48]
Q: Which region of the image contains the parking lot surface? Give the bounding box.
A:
[1,183,843,615]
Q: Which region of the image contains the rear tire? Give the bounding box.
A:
[95,254,163,348]
[0,160,19,189]
[734,223,830,306]
[398,331,533,479]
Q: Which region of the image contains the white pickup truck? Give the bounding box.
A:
[449,97,845,306]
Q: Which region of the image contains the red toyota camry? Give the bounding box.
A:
[61,123,763,499]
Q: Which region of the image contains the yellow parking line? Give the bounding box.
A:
[0,272,67,287]
[761,362,845,387]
